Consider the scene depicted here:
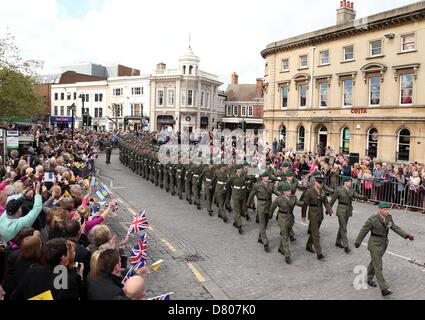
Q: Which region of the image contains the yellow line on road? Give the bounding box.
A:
[187,263,205,283]
[128,207,138,216]
[116,197,124,204]
[161,239,176,252]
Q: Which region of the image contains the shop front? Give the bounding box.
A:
[49,116,75,130]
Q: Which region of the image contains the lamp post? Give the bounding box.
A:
[70,103,76,141]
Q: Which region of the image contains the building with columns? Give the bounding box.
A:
[149,47,224,133]
[261,0,425,163]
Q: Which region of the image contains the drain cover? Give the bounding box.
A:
[179,254,205,263]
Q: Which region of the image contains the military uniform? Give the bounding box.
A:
[185,163,193,204]
[163,161,170,192]
[229,166,250,233]
[176,163,185,199]
[168,163,176,196]
[203,165,216,215]
[247,172,280,249]
[355,202,413,295]
[270,183,304,263]
[225,164,235,212]
[192,164,204,210]
[301,180,333,259]
[214,167,229,222]
[330,177,366,252]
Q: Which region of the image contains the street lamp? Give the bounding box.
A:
[70,103,76,140]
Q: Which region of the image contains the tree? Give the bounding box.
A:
[0,30,45,123]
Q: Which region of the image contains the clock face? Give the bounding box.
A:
[185,116,191,122]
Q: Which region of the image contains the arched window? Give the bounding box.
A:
[397,129,410,161]
[341,127,350,154]
[189,65,193,75]
[183,66,186,74]
[297,126,305,151]
[367,128,378,158]
[280,125,287,149]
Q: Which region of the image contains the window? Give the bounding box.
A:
[400,74,413,105]
[98,108,103,117]
[282,59,289,71]
[187,90,193,106]
[201,92,205,107]
[226,105,232,116]
[60,106,64,115]
[369,77,381,106]
[54,106,58,115]
[341,127,350,154]
[85,94,89,102]
[167,89,174,106]
[247,106,253,117]
[342,80,353,107]
[241,105,247,117]
[157,90,164,106]
[54,93,58,100]
[299,84,307,108]
[320,50,329,65]
[319,82,328,107]
[367,128,378,158]
[397,129,410,161]
[132,87,141,95]
[297,126,305,151]
[181,91,186,105]
[265,63,268,75]
[281,86,289,108]
[95,108,99,118]
[206,92,210,108]
[130,104,140,117]
[61,93,64,100]
[113,88,123,96]
[299,55,308,68]
[67,93,71,100]
[99,93,103,102]
[343,45,354,61]
[401,33,416,52]
[73,92,77,100]
[370,40,382,57]
[66,106,71,116]
[95,94,99,102]
[112,104,123,117]
[232,105,238,116]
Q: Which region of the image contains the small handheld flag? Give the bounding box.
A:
[28,290,54,300]
[63,190,72,198]
[148,292,174,300]
[96,190,105,201]
[150,259,164,272]
[128,210,149,235]
[90,176,96,187]
[130,234,148,269]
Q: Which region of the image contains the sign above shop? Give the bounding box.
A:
[351,108,367,114]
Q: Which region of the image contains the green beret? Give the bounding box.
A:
[378,202,391,209]
[260,172,269,178]
[313,171,322,177]
[279,183,291,192]
[235,164,244,170]
[282,162,290,168]
[342,176,352,183]
[285,170,295,177]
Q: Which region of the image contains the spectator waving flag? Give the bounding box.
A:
[130,234,148,269]
[128,210,149,235]
[148,292,174,300]
[121,268,136,285]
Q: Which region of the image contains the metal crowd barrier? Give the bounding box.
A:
[294,169,424,213]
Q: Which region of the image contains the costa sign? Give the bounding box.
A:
[351,108,367,114]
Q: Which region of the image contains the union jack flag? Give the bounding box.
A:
[130,234,147,269]
[148,292,174,300]
[127,210,149,235]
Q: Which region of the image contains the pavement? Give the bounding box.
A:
[95,149,425,300]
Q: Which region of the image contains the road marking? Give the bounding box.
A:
[361,243,414,262]
[161,239,176,252]
[116,197,124,204]
[295,220,308,226]
[187,263,206,283]
[128,207,138,216]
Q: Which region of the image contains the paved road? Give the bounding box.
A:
[96,150,425,300]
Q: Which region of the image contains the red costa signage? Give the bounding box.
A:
[351,108,367,114]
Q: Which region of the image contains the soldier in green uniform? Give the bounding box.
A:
[225,163,235,213]
[354,202,414,297]
[157,156,164,189]
[185,162,194,204]
[168,162,176,196]
[229,164,249,234]
[192,163,205,210]
[203,162,216,216]
[330,176,367,253]
[163,158,170,192]
[214,165,229,223]
[247,172,280,252]
[270,183,304,264]
[176,161,185,200]
[301,175,334,260]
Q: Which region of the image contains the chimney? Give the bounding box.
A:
[336,0,356,25]
[156,62,166,74]
[255,78,263,99]
[231,72,239,85]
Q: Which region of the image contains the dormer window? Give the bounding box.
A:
[189,65,193,75]
[183,66,186,74]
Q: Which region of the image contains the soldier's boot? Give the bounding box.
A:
[306,246,315,254]
[223,217,229,223]
[264,245,271,253]
[344,247,351,254]
[381,289,392,297]
[208,210,214,216]
[317,254,325,261]
[238,226,244,235]
[368,280,378,288]
[278,247,285,256]
[285,257,292,265]
[160,184,163,189]
[290,235,297,242]
[245,214,251,221]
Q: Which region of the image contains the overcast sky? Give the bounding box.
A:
[0,0,420,87]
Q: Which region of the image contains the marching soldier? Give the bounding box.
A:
[185,161,194,204]
[247,172,280,252]
[225,163,235,213]
[203,162,216,216]
[270,183,304,264]
[168,162,176,196]
[163,158,170,192]
[301,175,334,260]
[214,165,230,223]
[229,164,249,234]
[330,176,367,253]
[192,163,204,210]
[176,161,185,200]
[354,202,414,297]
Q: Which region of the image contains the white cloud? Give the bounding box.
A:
[0,0,420,87]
